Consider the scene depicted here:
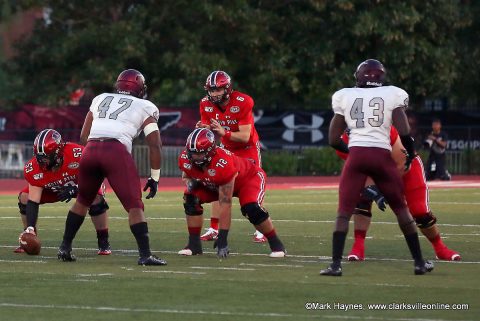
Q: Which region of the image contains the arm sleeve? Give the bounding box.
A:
[332,90,344,115]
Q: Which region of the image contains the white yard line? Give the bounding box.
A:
[0,303,473,321]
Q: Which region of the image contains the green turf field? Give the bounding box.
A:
[0,188,478,321]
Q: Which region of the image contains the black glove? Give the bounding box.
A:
[362,185,387,211]
[405,153,416,171]
[213,229,229,258]
[186,179,201,192]
[143,177,158,199]
[57,185,78,203]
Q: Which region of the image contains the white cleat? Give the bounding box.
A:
[178,248,193,256]
[269,251,286,258]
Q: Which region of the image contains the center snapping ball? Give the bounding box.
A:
[20,233,41,255]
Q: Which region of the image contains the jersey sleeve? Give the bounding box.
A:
[331,90,345,115]
[143,101,160,122]
[23,159,42,187]
[211,154,237,186]
[237,95,254,126]
[394,87,409,109]
[199,99,210,124]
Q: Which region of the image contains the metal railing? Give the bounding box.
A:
[0,142,476,178]
[0,142,184,178]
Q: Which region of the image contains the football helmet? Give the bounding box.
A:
[354,59,386,87]
[204,71,233,105]
[115,69,147,98]
[186,128,217,166]
[33,129,66,171]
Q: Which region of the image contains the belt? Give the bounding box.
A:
[88,138,118,142]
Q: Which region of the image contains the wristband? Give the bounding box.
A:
[224,131,232,140]
[150,168,161,181]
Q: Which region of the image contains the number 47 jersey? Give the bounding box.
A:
[332,85,409,151]
[88,93,159,153]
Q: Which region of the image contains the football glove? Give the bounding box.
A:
[143,177,158,199]
[362,185,388,212]
[57,185,78,203]
[405,153,416,171]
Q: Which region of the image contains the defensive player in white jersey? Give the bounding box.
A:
[320,59,433,276]
[57,69,167,266]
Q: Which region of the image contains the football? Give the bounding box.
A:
[19,233,41,255]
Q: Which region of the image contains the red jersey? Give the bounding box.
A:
[24,143,83,191]
[199,91,259,151]
[336,127,399,160]
[179,147,260,193]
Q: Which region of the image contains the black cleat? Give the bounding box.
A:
[138,255,167,266]
[58,247,76,262]
[414,260,434,275]
[320,265,342,276]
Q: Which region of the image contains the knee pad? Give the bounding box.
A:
[18,202,27,215]
[183,194,203,216]
[414,212,437,229]
[241,203,269,225]
[353,198,373,217]
[89,198,109,217]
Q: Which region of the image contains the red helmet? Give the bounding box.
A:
[33,129,66,171]
[186,128,217,166]
[204,71,233,105]
[115,69,147,98]
[354,59,386,87]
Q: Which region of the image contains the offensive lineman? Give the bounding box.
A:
[17,129,111,255]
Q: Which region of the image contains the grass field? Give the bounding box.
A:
[0,187,478,321]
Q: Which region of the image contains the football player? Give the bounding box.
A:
[177,128,286,258]
[17,129,111,255]
[335,127,461,261]
[196,71,266,243]
[321,59,433,276]
[57,69,167,266]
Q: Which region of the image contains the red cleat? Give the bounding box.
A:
[347,248,365,261]
[200,228,218,241]
[13,246,25,253]
[253,231,267,243]
[435,247,461,261]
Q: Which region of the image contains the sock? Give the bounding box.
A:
[130,222,151,258]
[404,232,424,265]
[96,228,109,240]
[352,229,366,253]
[210,217,219,230]
[332,231,347,268]
[188,226,201,235]
[62,211,86,249]
[96,228,109,248]
[429,233,446,252]
[265,229,284,252]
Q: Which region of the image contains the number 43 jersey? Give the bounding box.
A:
[88,93,159,153]
[24,143,83,191]
[332,85,409,151]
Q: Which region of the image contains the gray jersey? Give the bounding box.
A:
[88,93,159,153]
[332,85,409,151]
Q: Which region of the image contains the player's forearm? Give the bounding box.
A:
[148,144,162,170]
[223,130,250,143]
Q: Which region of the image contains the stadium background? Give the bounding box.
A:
[1,2,479,179]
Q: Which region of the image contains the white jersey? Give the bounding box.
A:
[88,93,159,153]
[332,85,408,151]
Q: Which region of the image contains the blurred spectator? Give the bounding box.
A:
[424,119,451,181]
